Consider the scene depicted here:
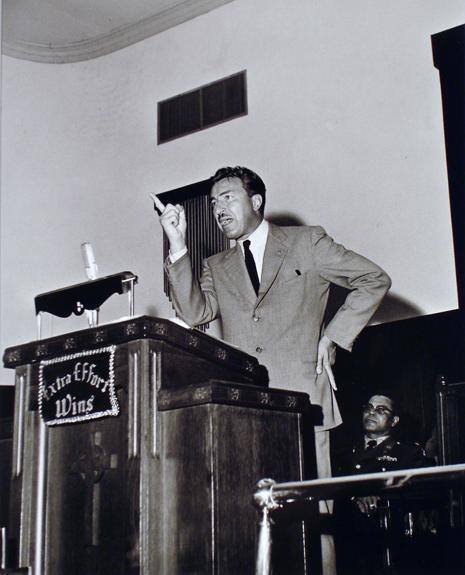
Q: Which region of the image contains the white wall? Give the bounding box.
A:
[1,0,464,384]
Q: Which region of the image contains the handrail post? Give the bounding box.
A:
[253,479,279,575]
[255,507,272,575]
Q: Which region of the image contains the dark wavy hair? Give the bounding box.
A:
[210,166,266,215]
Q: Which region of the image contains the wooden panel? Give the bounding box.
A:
[0,386,14,531]
[332,309,465,465]
[154,404,308,575]
[212,406,307,574]
[5,322,313,574]
[44,412,131,574]
[432,25,465,308]
[42,348,134,574]
[10,366,37,570]
[161,406,214,574]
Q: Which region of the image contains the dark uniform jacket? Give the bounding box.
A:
[335,437,433,574]
[341,436,429,475]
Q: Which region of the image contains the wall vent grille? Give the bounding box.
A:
[158,70,247,144]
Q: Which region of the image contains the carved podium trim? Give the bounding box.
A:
[3,317,267,387]
[157,380,310,413]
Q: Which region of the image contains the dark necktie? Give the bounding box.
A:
[243,240,260,295]
[366,440,377,450]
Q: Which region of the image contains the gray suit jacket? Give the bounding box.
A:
[165,223,391,430]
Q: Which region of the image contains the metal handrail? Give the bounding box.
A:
[253,464,465,575]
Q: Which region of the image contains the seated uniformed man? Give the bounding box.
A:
[335,394,431,574]
[349,394,428,515]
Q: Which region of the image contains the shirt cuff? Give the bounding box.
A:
[169,246,188,264]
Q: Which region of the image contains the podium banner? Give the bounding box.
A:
[38,345,119,425]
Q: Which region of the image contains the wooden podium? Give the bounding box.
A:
[3,316,315,575]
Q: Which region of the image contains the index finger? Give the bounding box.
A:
[150,193,165,213]
[324,363,337,391]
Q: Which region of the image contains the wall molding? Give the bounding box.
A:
[2,0,234,64]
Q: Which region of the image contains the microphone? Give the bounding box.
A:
[80,243,99,328]
[81,242,99,280]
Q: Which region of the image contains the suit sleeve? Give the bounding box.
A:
[164,252,220,327]
[310,226,391,351]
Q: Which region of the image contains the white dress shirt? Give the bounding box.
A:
[364,435,390,448]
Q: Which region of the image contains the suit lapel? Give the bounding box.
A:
[216,223,290,304]
[220,243,258,300]
[256,224,289,305]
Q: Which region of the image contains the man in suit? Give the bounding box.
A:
[154,166,391,573]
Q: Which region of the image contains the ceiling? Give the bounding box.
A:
[2,0,233,63]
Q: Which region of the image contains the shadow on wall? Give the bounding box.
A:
[326,286,423,326]
[267,212,306,227]
[268,212,423,325]
[147,305,159,317]
[371,293,423,324]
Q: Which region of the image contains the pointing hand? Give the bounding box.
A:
[150,193,187,253]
